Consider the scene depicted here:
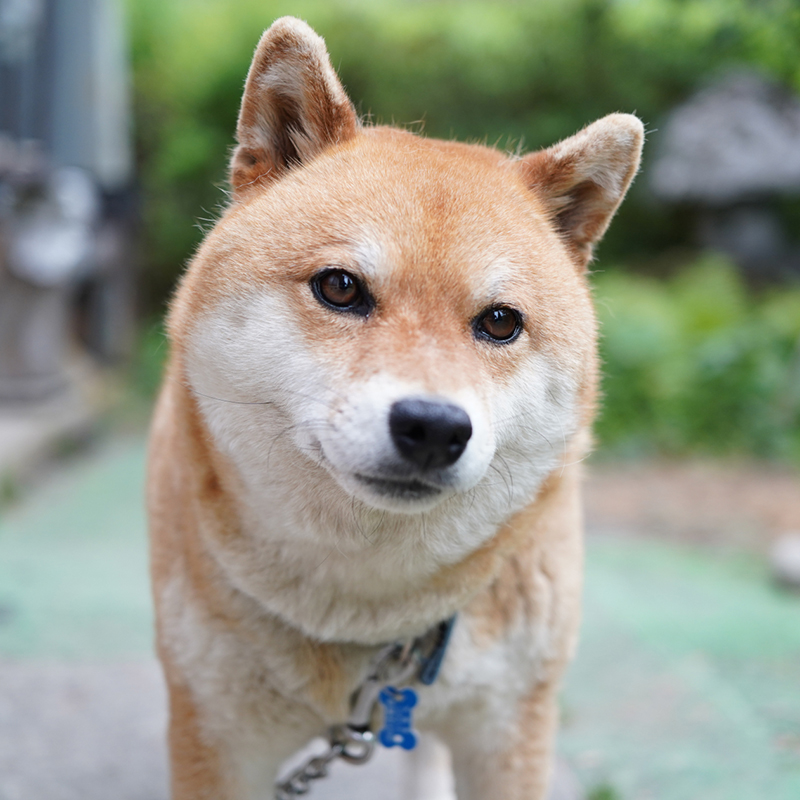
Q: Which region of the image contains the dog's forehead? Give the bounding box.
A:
[242,128,563,299]
[340,237,524,304]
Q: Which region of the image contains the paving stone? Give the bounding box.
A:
[0,660,168,800]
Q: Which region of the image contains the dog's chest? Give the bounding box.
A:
[412,609,552,732]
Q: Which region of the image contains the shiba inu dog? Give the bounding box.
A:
[148,16,643,800]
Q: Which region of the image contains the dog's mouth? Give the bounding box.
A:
[354,473,443,500]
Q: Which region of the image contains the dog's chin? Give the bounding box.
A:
[336,471,453,514]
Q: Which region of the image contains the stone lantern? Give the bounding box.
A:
[0,0,135,405]
[650,71,800,278]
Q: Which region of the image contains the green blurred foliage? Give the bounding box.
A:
[127,0,800,307]
[587,785,623,800]
[595,256,800,461]
[128,320,169,402]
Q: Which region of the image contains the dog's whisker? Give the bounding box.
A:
[191,388,279,407]
[464,485,478,517]
[191,382,351,411]
[487,462,510,498]
[265,420,335,471]
[350,494,376,546]
[558,417,569,477]
[373,511,388,541]
[333,539,350,560]
[494,453,516,507]
[560,453,590,469]
[488,461,514,508]
[313,547,336,570]
[493,412,557,451]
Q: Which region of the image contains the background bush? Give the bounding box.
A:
[128,0,800,463]
[595,257,800,461]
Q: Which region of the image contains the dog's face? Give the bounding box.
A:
[183,134,596,516]
[170,19,642,535]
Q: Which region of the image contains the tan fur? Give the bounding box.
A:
[148,17,642,800]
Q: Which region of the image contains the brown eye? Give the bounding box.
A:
[312,269,371,315]
[474,306,522,343]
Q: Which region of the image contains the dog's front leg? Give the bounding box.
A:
[443,676,560,800]
[167,675,243,800]
[165,670,315,800]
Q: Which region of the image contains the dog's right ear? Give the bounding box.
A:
[516,114,644,269]
[229,17,360,200]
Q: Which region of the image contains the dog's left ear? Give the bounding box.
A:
[229,17,360,200]
[516,114,644,268]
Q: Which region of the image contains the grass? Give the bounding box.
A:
[587,785,623,800]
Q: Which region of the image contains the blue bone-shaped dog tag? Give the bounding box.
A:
[378,687,418,750]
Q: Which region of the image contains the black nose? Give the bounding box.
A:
[389,399,472,471]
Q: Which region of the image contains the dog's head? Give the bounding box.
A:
[170,18,642,528]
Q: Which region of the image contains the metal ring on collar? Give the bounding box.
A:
[330,725,376,765]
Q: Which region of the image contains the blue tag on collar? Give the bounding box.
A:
[378,686,418,750]
[418,615,456,686]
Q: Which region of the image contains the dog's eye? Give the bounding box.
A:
[474,306,523,343]
[311,269,369,314]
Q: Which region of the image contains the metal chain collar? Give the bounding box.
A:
[275,620,454,800]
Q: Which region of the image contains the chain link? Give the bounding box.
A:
[275,728,374,799]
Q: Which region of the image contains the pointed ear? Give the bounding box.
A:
[229,17,360,199]
[517,114,644,268]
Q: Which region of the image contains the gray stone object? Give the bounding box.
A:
[650,70,800,277]
[770,532,800,589]
[0,0,136,403]
[651,71,800,204]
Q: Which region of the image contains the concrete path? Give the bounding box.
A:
[0,660,166,800]
[1,437,798,799]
